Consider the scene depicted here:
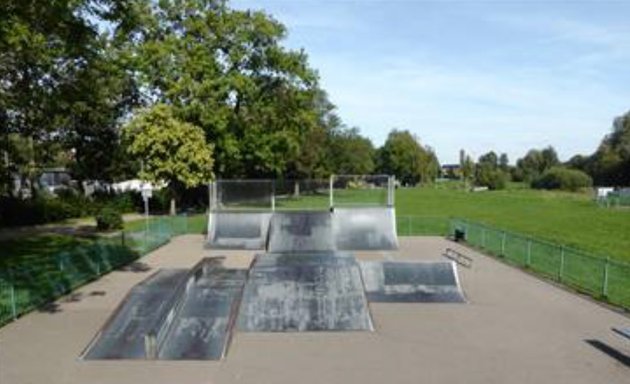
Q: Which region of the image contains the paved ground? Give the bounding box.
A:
[0,235,629,384]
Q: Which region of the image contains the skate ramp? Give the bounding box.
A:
[237,252,374,332]
[360,261,465,303]
[82,269,188,359]
[266,211,335,253]
[157,259,247,360]
[333,207,398,250]
[206,212,272,250]
[83,258,247,360]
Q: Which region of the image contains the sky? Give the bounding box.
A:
[232,0,630,164]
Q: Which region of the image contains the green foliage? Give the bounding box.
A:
[475,167,508,190]
[123,104,214,190]
[95,207,123,231]
[326,127,375,174]
[516,146,560,182]
[572,110,630,186]
[377,130,439,185]
[531,167,593,192]
[474,151,508,190]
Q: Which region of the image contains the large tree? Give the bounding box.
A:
[122,104,214,214]
[377,130,438,185]
[325,126,375,175]
[0,0,140,194]
[120,0,332,179]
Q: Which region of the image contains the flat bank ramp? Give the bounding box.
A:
[266,212,335,253]
[82,269,188,359]
[360,261,465,303]
[207,212,272,250]
[237,253,373,332]
[333,207,398,250]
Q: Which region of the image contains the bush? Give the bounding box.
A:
[531,167,593,192]
[96,207,123,231]
[475,167,508,190]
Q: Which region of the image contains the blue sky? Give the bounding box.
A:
[233,0,630,164]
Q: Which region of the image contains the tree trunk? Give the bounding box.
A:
[170,197,176,216]
[293,181,300,197]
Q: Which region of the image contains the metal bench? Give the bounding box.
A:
[443,248,473,268]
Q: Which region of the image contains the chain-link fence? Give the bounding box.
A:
[449,218,630,310]
[0,215,194,327]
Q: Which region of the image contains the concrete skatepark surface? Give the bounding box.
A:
[1,235,629,384]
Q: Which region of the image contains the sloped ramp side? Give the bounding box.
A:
[206,212,272,250]
[157,258,248,360]
[237,253,374,332]
[266,211,335,253]
[333,207,399,251]
[82,269,188,359]
[360,261,465,303]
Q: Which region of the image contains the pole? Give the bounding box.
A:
[526,240,532,267]
[559,246,565,282]
[10,283,17,320]
[603,257,610,297]
[271,180,276,211]
[329,175,334,210]
[501,232,506,256]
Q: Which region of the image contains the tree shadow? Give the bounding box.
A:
[585,339,630,368]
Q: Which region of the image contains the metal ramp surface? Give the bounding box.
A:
[333,207,398,250]
[157,259,247,359]
[237,252,374,332]
[360,261,465,303]
[83,258,247,360]
[206,212,272,250]
[82,269,188,359]
[266,211,336,253]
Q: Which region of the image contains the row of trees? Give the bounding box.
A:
[458,110,630,191]
[1,0,439,209]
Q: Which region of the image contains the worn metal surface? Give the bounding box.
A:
[158,258,247,360]
[238,253,373,332]
[82,269,188,359]
[333,207,398,250]
[360,261,466,303]
[206,212,272,250]
[266,212,336,253]
[83,258,247,360]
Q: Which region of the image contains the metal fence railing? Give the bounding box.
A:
[449,218,630,311]
[0,215,195,327]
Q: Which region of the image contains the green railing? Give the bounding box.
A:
[0,214,197,327]
[449,218,630,310]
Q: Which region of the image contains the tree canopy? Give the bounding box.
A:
[122,104,213,213]
[376,130,438,185]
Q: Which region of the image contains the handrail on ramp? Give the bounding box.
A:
[443,248,473,268]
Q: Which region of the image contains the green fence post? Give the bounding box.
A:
[526,240,532,267]
[602,257,610,298]
[481,227,486,248]
[10,283,17,320]
[407,216,411,236]
[501,232,506,256]
[559,246,565,282]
